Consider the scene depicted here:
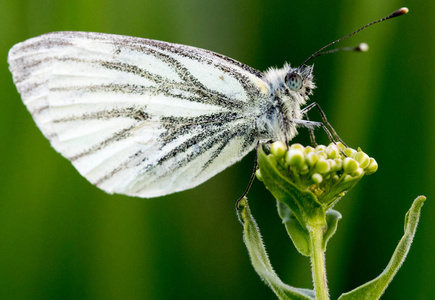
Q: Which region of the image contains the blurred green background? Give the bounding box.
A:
[1,0,434,299]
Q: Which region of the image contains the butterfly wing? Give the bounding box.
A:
[8,31,269,197]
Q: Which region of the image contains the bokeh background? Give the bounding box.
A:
[1,0,434,299]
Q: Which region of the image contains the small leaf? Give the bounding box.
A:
[237,197,315,300]
[277,204,342,256]
[338,196,427,300]
[323,209,342,251]
[277,202,311,256]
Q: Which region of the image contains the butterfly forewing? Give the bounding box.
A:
[8,31,269,197]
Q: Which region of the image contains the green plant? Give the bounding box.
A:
[237,142,426,300]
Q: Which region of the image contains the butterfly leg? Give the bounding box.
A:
[303,110,318,147]
[236,141,260,210]
[294,119,348,158]
[301,102,347,147]
[293,119,335,142]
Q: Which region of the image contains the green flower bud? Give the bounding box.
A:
[306,152,320,167]
[304,146,315,155]
[312,173,323,184]
[365,158,378,175]
[343,174,353,182]
[315,159,330,174]
[333,158,342,171]
[318,151,328,159]
[328,159,338,171]
[285,149,304,167]
[343,157,359,174]
[325,144,339,159]
[354,152,370,169]
[352,168,364,177]
[344,148,357,158]
[290,143,305,152]
[315,145,326,152]
[270,141,287,160]
[335,142,346,150]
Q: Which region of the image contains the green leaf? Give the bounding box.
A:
[237,197,315,300]
[277,204,342,257]
[338,196,427,300]
[323,209,342,251]
[277,202,310,256]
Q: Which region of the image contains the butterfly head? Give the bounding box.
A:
[263,63,315,103]
[284,64,315,100]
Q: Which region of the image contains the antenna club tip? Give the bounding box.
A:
[357,43,369,52]
[399,7,409,14]
[393,7,409,17]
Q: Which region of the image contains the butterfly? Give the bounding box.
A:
[7,8,407,198]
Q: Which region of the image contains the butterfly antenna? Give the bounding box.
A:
[316,42,369,57]
[300,7,408,66]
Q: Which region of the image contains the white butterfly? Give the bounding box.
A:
[8,8,407,198]
[8,31,318,198]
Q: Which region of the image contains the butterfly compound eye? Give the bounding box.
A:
[285,72,303,91]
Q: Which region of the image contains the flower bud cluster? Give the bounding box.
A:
[256,142,378,201]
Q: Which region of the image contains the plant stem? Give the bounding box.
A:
[309,222,329,300]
